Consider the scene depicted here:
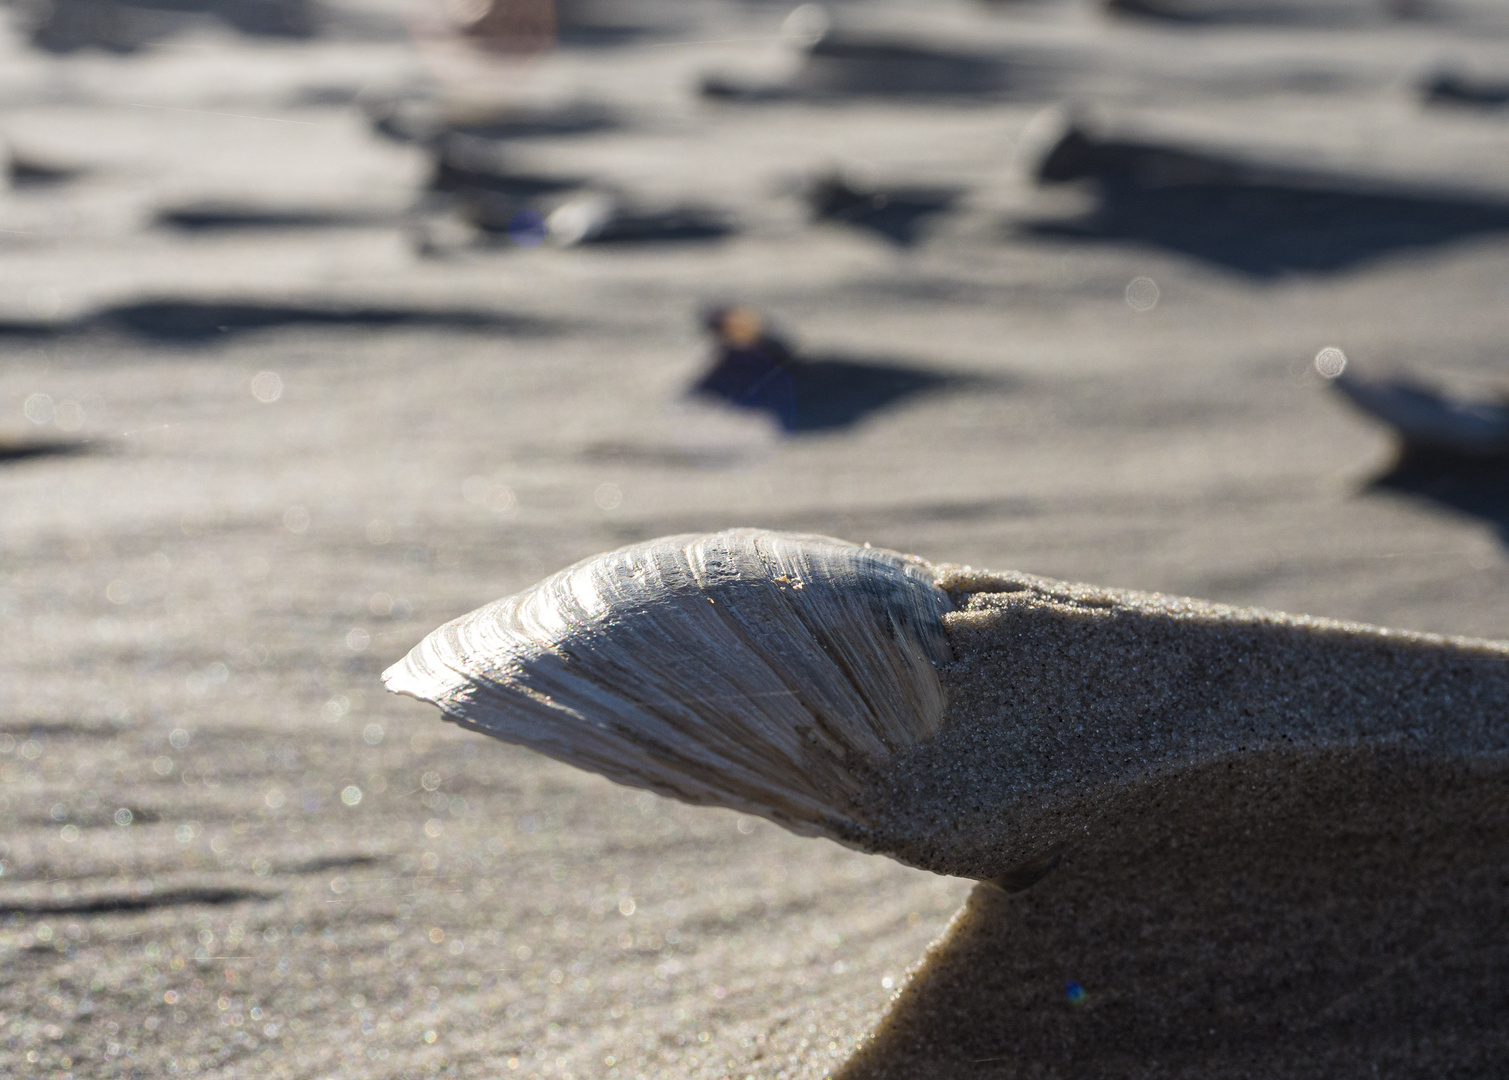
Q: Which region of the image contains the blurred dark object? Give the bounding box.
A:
[538,195,734,247]
[1027,122,1509,276]
[1104,0,1395,25]
[794,34,1013,97]
[0,436,90,464]
[0,298,547,342]
[155,203,385,231]
[419,133,585,238]
[1330,364,1509,540]
[457,0,555,55]
[368,99,619,147]
[444,0,648,51]
[393,121,732,251]
[807,170,961,247]
[1372,450,1509,544]
[690,307,967,433]
[426,134,584,198]
[1422,71,1509,107]
[702,9,1056,102]
[693,307,799,430]
[5,145,83,188]
[1329,371,1509,458]
[20,0,312,52]
[1036,123,1242,186]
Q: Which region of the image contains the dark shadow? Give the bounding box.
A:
[1328,372,1509,457]
[102,300,540,341]
[552,20,652,48]
[1371,449,1509,543]
[284,853,388,874]
[0,438,91,463]
[25,0,313,53]
[1104,0,1387,26]
[1423,71,1509,108]
[427,133,590,198]
[432,166,583,200]
[690,306,997,433]
[546,0,662,47]
[834,747,1509,1079]
[0,886,279,915]
[691,348,988,433]
[807,173,962,247]
[155,203,386,231]
[446,107,618,142]
[699,76,794,103]
[565,208,735,246]
[465,196,735,247]
[703,33,1059,102]
[1329,370,1509,542]
[782,356,979,430]
[0,299,547,342]
[7,153,83,188]
[796,35,1014,97]
[1024,127,1509,276]
[370,101,619,146]
[426,139,588,234]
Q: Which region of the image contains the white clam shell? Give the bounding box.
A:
[383,529,953,843]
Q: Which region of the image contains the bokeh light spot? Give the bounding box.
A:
[1314,347,1347,379]
[1124,277,1160,312]
[250,371,283,403]
[23,393,54,425]
[594,482,623,510]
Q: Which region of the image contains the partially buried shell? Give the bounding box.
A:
[382,529,953,846]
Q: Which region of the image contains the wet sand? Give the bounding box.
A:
[5,0,1509,1077]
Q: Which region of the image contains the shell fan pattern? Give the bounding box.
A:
[382,529,954,845]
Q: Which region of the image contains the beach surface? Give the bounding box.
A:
[4,1,1509,1077]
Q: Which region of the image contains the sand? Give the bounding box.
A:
[5,0,1509,1077]
[864,567,1509,879]
[838,569,1509,1076]
[843,745,1509,1079]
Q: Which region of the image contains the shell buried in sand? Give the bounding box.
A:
[387,530,1509,1074]
[382,529,954,846]
[386,529,1509,882]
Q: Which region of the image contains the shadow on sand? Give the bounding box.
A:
[703,33,1064,102]
[692,352,995,434]
[0,299,548,342]
[24,0,313,53]
[369,101,621,147]
[1104,0,1405,27]
[154,204,388,231]
[834,746,1509,1079]
[0,437,92,464]
[1025,127,1509,276]
[1422,71,1509,108]
[6,152,83,188]
[1370,448,1509,544]
[808,173,962,247]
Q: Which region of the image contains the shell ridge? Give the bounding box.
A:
[502,589,865,816]
[696,574,890,748]
[451,668,843,825]
[560,597,841,768]
[691,583,885,798]
[385,529,953,848]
